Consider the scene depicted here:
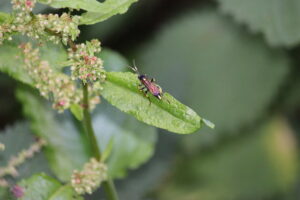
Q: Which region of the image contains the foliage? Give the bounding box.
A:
[16,88,90,182]
[0,38,67,86]
[1,0,300,199]
[218,0,300,47]
[92,100,157,178]
[16,87,157,181]
[18,173,82,200]
[38,0,139,25]
[0,122,52,199]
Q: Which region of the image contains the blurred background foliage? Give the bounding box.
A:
[1,0,300,199]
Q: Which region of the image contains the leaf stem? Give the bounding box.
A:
[82,83,119,200]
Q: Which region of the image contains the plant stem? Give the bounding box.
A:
[103,178,119,200]
[82,83,119,200]
[44,22,118,199]
[82,83,101,160]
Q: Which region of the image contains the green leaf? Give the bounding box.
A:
[0,40,33,85]
[18,173,82,200]
[79,0,138,25]
[70,104,83,121]
[38,0,138,25]
[101,137,114,162]
[217,0,300,47]
[0,12,10,23]
[158,117,298,200]
[48,185,83,200]
[18,173,61,200]
[101,71,210,134]
[136,9,289,147]
[16,88,90,182]
[0,37,67,86]
[92,101,157,178]
[0,187,9,200]
[37,0,103,11]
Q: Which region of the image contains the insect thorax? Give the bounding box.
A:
[138,74,146,80]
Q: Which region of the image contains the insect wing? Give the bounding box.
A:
[148,83,161,96]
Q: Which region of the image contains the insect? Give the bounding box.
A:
[129,64,169,104]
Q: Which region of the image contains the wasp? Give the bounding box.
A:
[129,64,169,104]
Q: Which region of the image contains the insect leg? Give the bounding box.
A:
[139,86,147,91]
[142,90,151,106]
[165,98,170,104]
[137,83,151,105]
[162,93,170,104]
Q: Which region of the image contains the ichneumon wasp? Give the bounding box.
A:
[129,63,169,104]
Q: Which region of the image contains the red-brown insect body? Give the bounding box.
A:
[138,75,162,99]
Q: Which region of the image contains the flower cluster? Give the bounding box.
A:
[12,0,36,24]
[20,43,82,111]
[68,39,106,83]
[71,158,108,195]
[11,185,25,198]
[12,0,36,12]
[0,0,80,45]
[0,138,46,178]
[0,0,36,44]
[35,13,80,44]
[0,0,37,44]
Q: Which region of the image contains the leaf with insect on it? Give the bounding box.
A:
[101,72,214,134]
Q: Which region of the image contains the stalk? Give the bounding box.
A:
[82,83,119,200]
[82,83,101,160]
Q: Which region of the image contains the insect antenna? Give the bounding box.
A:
[128,59,140,75]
